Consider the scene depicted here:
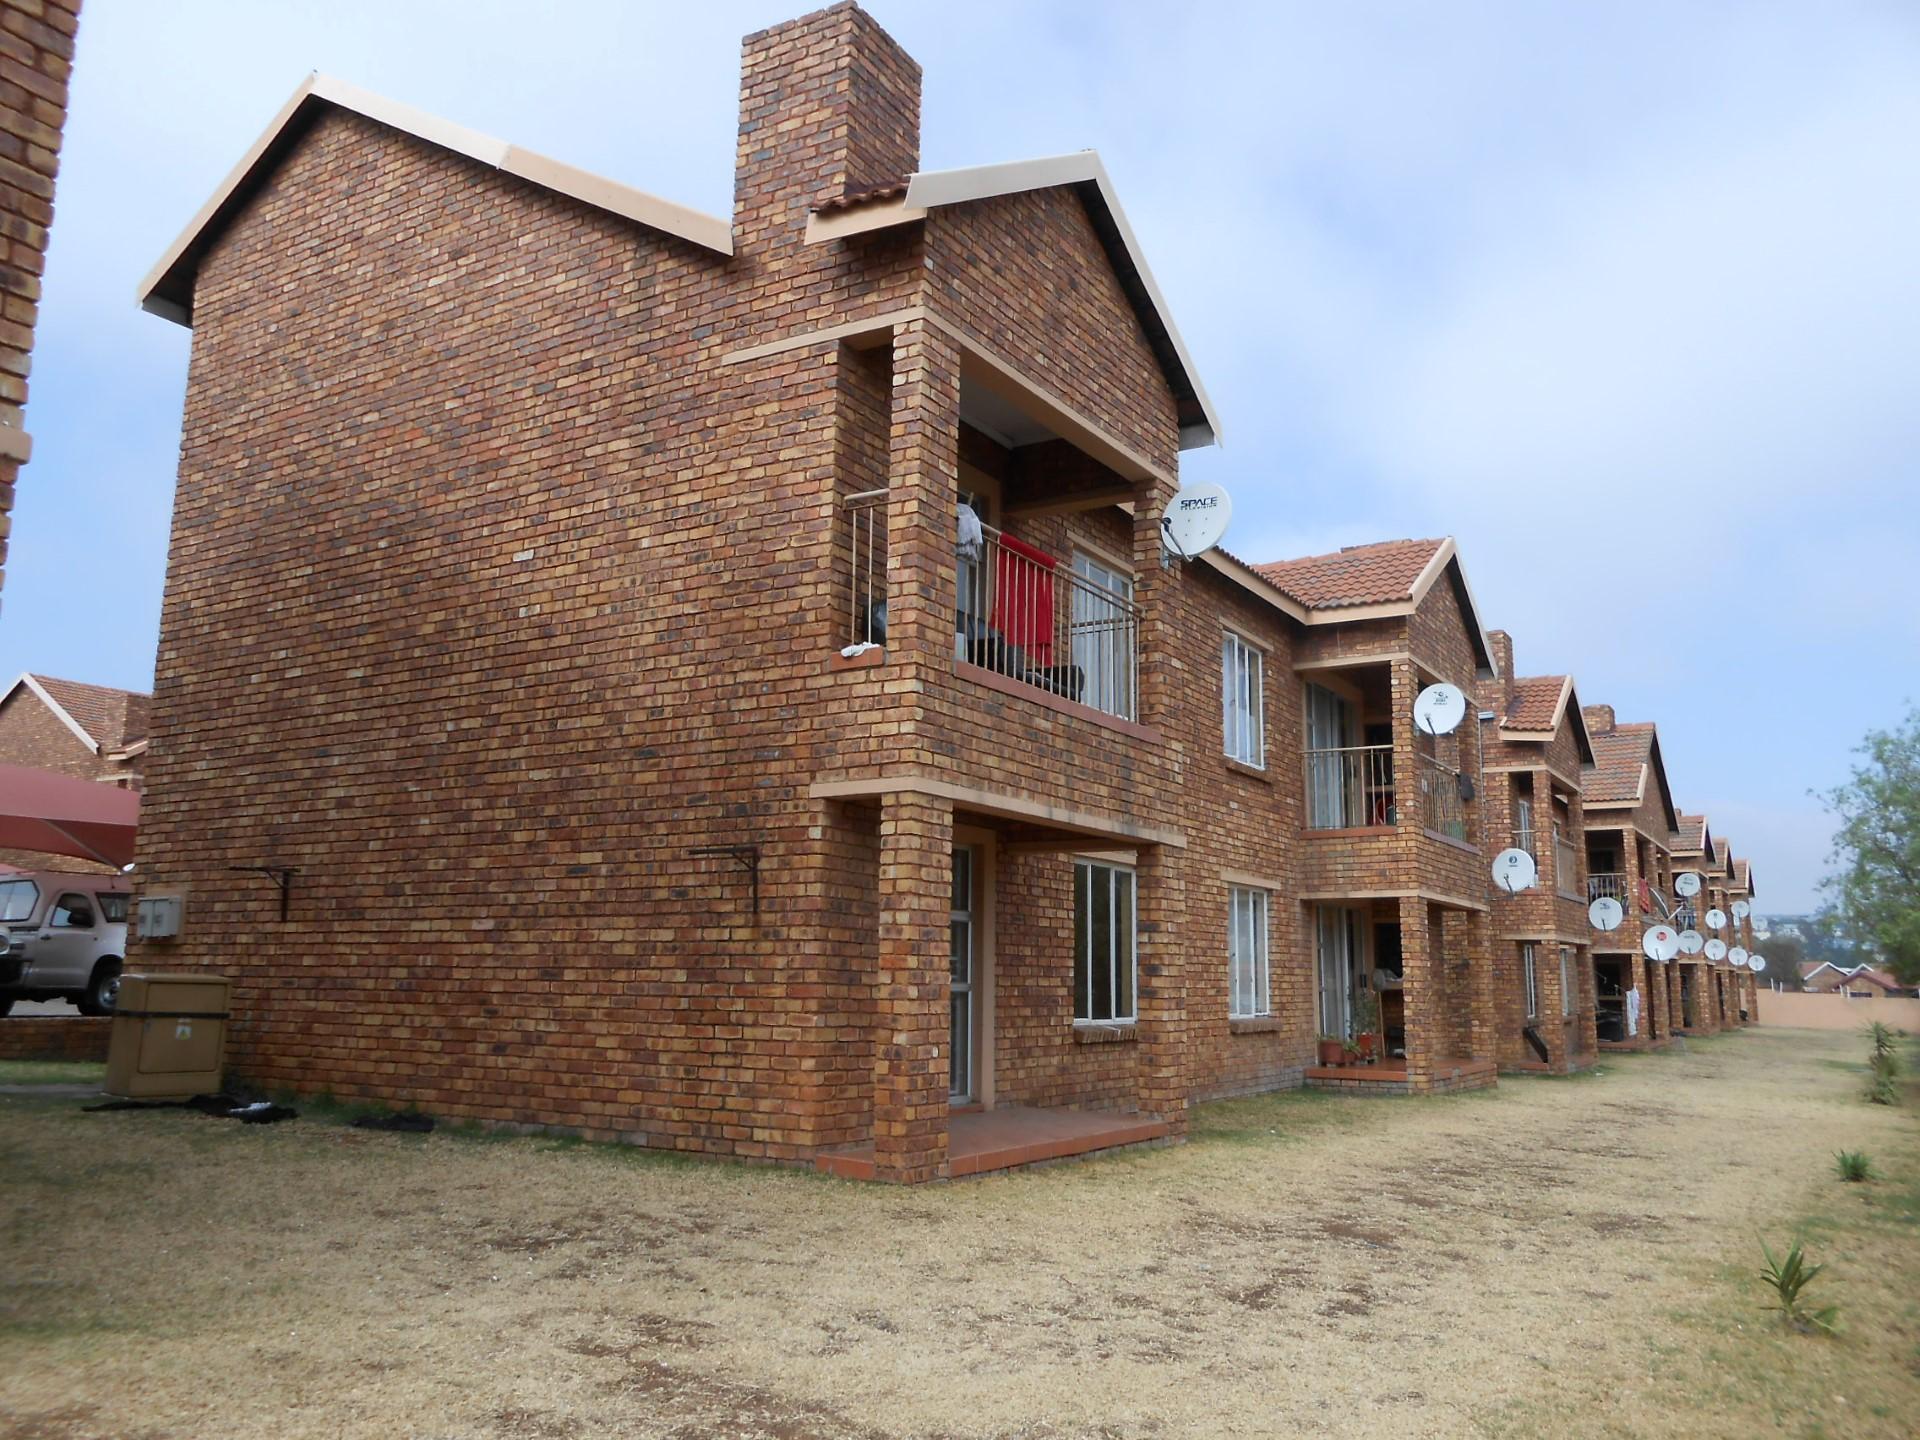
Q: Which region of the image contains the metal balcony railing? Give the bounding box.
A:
[1587,872,1629,904]
[959,521,1139,720]
[1512,826,1537,859]
[843,488,888,650]
[1417,752,1471,843]
[1303,744,1395,829]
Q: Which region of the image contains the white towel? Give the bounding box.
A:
[956,502,983,560]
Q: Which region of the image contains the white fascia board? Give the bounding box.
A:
[906,152,1222,451]
[140,73,730,324]
[10,672,102,753]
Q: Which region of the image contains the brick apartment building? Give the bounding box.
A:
[0,0,81,605]
[1474,631,1598,1072]
[0,671,146,870]
[127,4,1763,1180]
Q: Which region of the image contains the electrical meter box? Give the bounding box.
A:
[105,974,230,1099]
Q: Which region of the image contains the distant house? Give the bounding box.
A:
[1801,963,1915,999]
[0,673,149,871]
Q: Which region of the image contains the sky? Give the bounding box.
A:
[2,0,1916,911]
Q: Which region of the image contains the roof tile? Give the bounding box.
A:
[1251,538,1446,610]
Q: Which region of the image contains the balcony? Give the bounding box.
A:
[1588,872,1628,905]
[1554,839,1582,898]
[1304,744,1395,829]
[1417,752,1471,844]
[841,490,1141,723]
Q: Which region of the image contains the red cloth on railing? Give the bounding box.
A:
[1638,878,1653,914]
[992,534,1057,664]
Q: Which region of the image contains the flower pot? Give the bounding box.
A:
[1354,1032,1379,1063]
[1317,1040,1344,1067]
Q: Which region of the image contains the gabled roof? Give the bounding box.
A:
[3,674,150,755]
[1734,857,1754,895]
[1254,537,1446,609]
[1671,813,1708,856]
[808,153,1222,449]
[1584,718,1681,833]
[141,74,733,325]
[1712,837,1732,876]
[1494,675,1596,764]
[1242,537,1497,675]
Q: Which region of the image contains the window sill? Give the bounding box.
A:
[1304,825,1396,839]
[1228,1016,1283,1035]
[829,647,885,672]
[1223,757,1272,784]
[1072,1022,1138,1045]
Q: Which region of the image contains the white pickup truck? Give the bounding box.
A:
[0,870,129,1016]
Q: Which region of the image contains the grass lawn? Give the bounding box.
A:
[0,1060,104,1088]
[1,1027,1915,1438]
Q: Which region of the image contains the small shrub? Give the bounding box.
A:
[1865,1020,1901,1061]
[1867,1052,1902,1105]
[1759,1237,1838,1335]
[1834,1150,1875,1182]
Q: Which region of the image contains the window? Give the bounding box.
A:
[99,894,130,924]
[50,893,95,928]
[1221,632,1265,767]
[1228,886,1270,1018]
[1316,905,1361,1037]
[1522,943,1539,1020]
[0,879,38,923]
[1513,796,1534,856]
[1070,552,1136,720]
[1560,946,1575,1018]
[1074,860,1136,1023]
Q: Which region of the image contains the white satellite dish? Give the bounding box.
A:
[1160,482,1232,559]
[1413,683,1467,737]
[1492,847,1538,894]
[1705,908,1727,932]
[1732,899,1750,920]
[1678,929,1705,955]
[1752,919,1771,938]
[1643,924,1680,962]
[1750,955,1768,974]
[1729,946,1749,968]
[1588,896,1624,932]
[1674,871,1702,898]
[1704,938,1728,962]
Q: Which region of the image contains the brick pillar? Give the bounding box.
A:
[1631,951,1654,1047]
[1399,897,1436,1088]
[1134,842,1188,1138]
[1462,908,1494,1065]
[873,789,950,1183]
[1577,946,1599,1062]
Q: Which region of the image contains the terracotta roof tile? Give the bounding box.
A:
[1586,722,1653,804]
[1251,538,1446,610]
[1711,837,1731,874]
[813,179,910,213]
[1671,813,1707,854]
[28,674,150,752]
[1502,676,1567,732]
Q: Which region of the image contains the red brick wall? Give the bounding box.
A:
[0,1016,107,1062]
[0,0,79,601]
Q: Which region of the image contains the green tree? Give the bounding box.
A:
[1761,932,1809,989]
[1823,705,1920,986]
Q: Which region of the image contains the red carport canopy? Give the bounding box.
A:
[0,763,140,868]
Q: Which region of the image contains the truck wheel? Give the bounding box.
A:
[79,962,122,1017]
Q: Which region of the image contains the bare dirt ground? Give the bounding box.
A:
[2,1028,1915,1439]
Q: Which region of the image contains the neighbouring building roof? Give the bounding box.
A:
[1253,538,1448,610]
[1583,717,1681,833]
[4,673,150,756]
[1503,676,1567,731]
[140,74,734,325]
[1712,836,1732,875]
[805,152,1222,449]
[1671,813,1708,855]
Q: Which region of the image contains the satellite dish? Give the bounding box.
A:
[1750,955,1768,974]
[1642,924,1680,962]
[1160,482,1232,559]
[1588,896,1624,932]
[1729,946,1749,968]
[1732,899,1750,920]
[1413,684,1467,737]
[1678,929,1705,955]
[1492,848,1538,894]
[1704,938,1728,962]
[1674,871,1702,898]
[1752,918,1771,938]
[1705,908,1727,932]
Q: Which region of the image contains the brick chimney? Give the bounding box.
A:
[1583,703,1616,735]
[734,3,922,245]
[1487,629,1514,683]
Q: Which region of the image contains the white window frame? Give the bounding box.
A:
[1560,945,1575,1018]
[1073,859,1137,1024]
[1221,631,1265,768]
[1522,942,1539,1020]
[1070,551,1137,722]
[1227,885,1271,1018]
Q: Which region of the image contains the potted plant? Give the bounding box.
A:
[1316,1034,1345,1067]
[1350,983,1382,1064]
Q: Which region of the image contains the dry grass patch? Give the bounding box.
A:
[1,1029,1915,1438]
